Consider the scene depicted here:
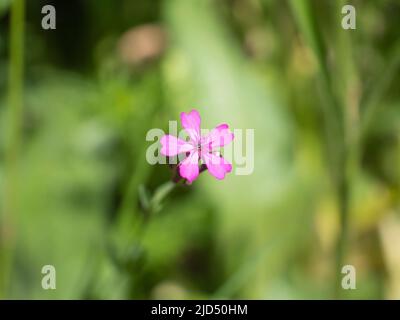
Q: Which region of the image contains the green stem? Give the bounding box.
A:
[290,0,353,298]
[1,0,25,298]
[332,0,355,298]
[361,42,400,139]
[289,0,344,181]
[334,160,350,297]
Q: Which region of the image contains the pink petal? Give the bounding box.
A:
[179,151,200,183]
[160,135,194,156]
[202,153,232,180]
[180,109,201,143]
[204,124,234,149]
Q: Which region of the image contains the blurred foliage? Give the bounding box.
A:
[0,0,399,299]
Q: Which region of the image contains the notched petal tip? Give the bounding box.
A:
[203,153,232,180]
[206,123,234,148]
[216,123,229,130]
[178,150,200,183]
[189,109,200,117]
[180,109,201,143]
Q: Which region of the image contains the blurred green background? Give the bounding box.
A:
[0,0,399,299]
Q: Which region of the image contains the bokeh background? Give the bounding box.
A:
[0,0,400,299]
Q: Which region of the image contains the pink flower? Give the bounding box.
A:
[160,109,234,183]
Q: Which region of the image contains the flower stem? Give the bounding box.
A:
[290,0,355,298]
[0,0,25,298]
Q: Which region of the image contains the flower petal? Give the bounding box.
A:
[180,109,201,143]
[160,135,194,156]
[179,151,200,182]
[204,124,234,149]
[203,153,232,180]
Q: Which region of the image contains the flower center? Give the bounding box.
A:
[195,140,212,158]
